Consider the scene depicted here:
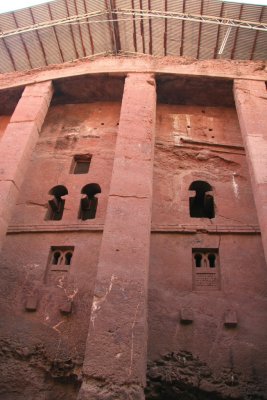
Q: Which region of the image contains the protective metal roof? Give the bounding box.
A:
[0,0,266,73]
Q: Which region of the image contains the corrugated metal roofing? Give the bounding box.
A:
[0,0,266,73]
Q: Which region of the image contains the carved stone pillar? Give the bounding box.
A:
[0,81,53,249]
[234,79,267,263]
[78,73,156,399]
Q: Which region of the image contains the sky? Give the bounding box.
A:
[0,0,266,14]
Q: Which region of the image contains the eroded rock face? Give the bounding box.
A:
[0,338,81,400]
[0,70,267,400]
[0,100,120,399]
[146,352,266,400]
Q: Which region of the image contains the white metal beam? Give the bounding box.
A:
[0,10,108,38]
[0,8,266,39]
[117,9,267,31]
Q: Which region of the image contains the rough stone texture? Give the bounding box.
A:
[234,79,267,264]
[146,351,266,399]
[0,61,266,399]
[148,102,267,398]
[0,100,120,399]
[0,81,53,250]
[0,115,10,140]
[153,105,258,228]
[0,87,24,115]
[78,73,156,399]
[9,102,120,227]
[0,337,82,400]
[0,56,266,92]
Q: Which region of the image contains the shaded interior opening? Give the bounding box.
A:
[52,74,125,105]
[189,181,215,219]
[50,246,74,267]
[72,154,92,174]
[156,75,234,107]
[208,253,216,268]
[65,252,73,265]
[194,253,202,268]
[46,185,68,221]
[52,251,61,265]
[79,183,101,220]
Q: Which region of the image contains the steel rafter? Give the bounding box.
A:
[0,8,267,42]
[0,10,108,39]
[116,9,267,31]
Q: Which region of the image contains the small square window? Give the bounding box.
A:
[71,155,91,174]
[192,248,220,290]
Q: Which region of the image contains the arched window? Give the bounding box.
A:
[208,253,216,268]
[46,185,68,221]
[194,253,202,268]
[52,251,61,265]
[79,183,101,220]
[65,252,73,265]
[49,246,74,271]
[189,181,215,219]
[192,249,220,290]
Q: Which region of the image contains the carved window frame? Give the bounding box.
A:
[192,248,220,290]
[49,246,74,271]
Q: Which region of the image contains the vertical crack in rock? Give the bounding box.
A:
[90,274,116,328]
[128,299,141,377]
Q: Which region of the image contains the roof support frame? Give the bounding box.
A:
[12,12,33,69]
[29,8,48,65]
[231,4,244,58]
[196,0,204,59]
[116,9,267,32]
[214,2,224,58]
[148,0,152,54]
[131,0,138,52]
[139,0,146,53]
[47,2,64,63]
[250,6,265,59]
[74,0,86,57]
[65,0,79,59]
[1,8,267,41]
[82,0,95,55]
[180,0,186,56]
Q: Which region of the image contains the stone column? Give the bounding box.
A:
[78,73,156,399]
[234,79,267,263]
[0,81,53,249]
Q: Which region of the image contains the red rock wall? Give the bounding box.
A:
[147,104,267,398]
[0,101,121,399]
[0,116,10,140]
[9,102,120,226]
[0,74,267,400]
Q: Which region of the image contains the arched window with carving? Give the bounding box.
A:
[79,183,101,220]
[49,246,74,272]
[46,185,68,221]
[189,180,215,219]
[192,249,220,290]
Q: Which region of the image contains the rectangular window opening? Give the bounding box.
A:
[71,154,92,174]
[192,248,220,291]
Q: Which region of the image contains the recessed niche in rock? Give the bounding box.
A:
[46,185,68,221]
[49,246,74,272]
[71,154,92,174]
[192,248,220,290]
[79,183,101,220]
[189,181,215,219]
